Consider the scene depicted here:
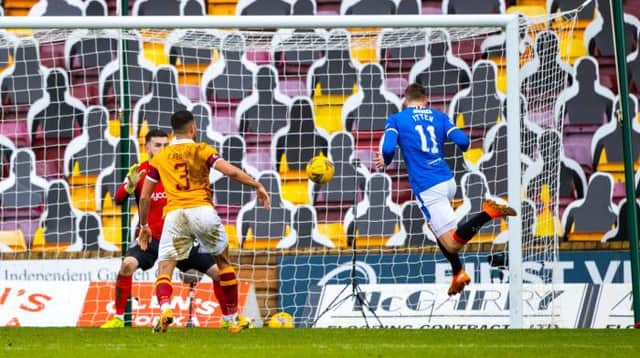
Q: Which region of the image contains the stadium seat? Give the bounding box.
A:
[132,0,180,15]
[5,0,38,16]
[166,30,221,87]
[343,173,401,248]
[584,0,638,58]
[236,65,290,170]
[0,149,48,213]
[385,200,437,247]
[562,172,617,241]
[28,0,83,16]
[30,179,82,252]
[208,0,237,15]
[95,137,140,212]
[0,135,16,179]
[273,97,329,204]
[238,171,294,249]
[236,0,291,15]
[28,68,86,143]
[277,205,335,248]
[602,198,640,242]
[449,60,504,144]
[409,29,471,111]
[343,63,401,136]
[591,94,640,182]
[456,171,507,242]
[0,229,28,253]
[132,65,191,140]
[520,31,572,112]
[555,56,615,167]
[99,32,155,114]
[523,129,587,209]
[442,0,505,14]
[192,102,225,147]
[308,29,360,133]
[312,132,368,218]
[340,1,387,65]
[202,32,256,107]
[0,38,45,111]
[212,135,258,224]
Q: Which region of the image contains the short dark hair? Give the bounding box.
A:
[171,110,195,131]
[404,83,426,102]
[145,128,168,143]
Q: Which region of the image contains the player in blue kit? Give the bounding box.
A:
[375,83,516,296]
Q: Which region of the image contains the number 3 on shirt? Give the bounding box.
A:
[415,125,439,154]
[174,162,190,191]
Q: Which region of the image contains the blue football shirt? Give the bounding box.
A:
[382,106,467,194]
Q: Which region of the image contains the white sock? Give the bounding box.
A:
[160,303,171,313]
[114,314,124,320]
[222,313,238,323]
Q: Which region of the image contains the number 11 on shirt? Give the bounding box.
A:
[415,124,438,154]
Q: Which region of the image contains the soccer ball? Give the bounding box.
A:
[267,312,295,328]
[306,153,335,184]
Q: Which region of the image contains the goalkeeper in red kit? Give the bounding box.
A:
[101,129,250,329]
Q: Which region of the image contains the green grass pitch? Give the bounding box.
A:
[0,328,638,358]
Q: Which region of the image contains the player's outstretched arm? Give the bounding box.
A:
[214,159,271,209]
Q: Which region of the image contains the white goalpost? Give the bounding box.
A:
[0,11,582,329]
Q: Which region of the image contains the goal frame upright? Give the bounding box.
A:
[0,14,523,328]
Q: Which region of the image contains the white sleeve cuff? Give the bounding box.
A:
[385,128,399,134]
[145,176,158,183]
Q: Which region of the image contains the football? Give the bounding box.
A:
[306,153,335,184]
[267,312,295,328]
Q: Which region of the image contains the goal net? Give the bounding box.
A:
[0,10,581,329]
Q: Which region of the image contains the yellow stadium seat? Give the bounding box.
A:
[0,230,27,252]
[516,0,545,5]
[224,224,240,249]
[317,223,348,248]
[208,0,237,15]
[30,227,72,253]
[143,42,169,66]
[278,156,311,205]
[596,148,640,184]
[101,213,131,248]
[350,223,400,248]
[558,31,588,64]
[535,184,563,238]
[507,5,546,17]
[240,226,290,250]
[4,0,37,16]
[312,83,358,133]
[174,50,219,86]
[349,31,378,65]
[69,169,98,212]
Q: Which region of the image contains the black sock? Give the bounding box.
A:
[437,239,463,275]
[455,212,492,243]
